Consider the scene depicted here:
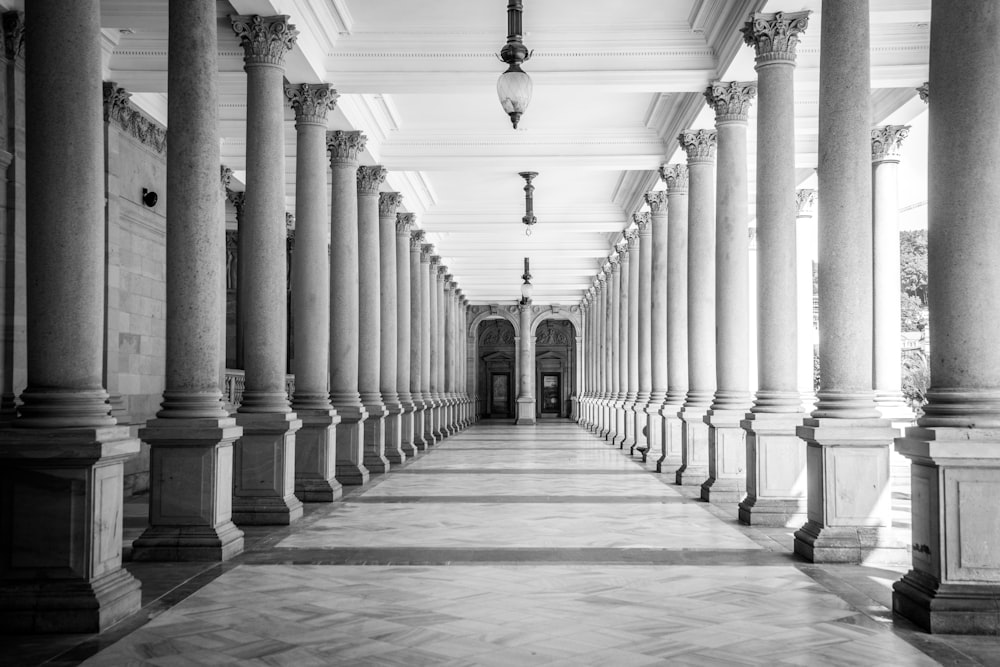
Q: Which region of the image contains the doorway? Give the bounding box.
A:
[541,373,561,414]
[490,372,511,417]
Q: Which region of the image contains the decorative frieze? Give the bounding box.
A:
[3,11,24,63]
[741,11,810,65]
[397,212,415,235]
[327,130,367,166]
[356,165,387,195]
[871,125,911,163]
[379,192,404,217]
[102,82,167,154]
[659,163,689,194]
[678,129,717,163]
[644,190,668,214]
[704,80,757,123]
[285,83,338,125]
[230,15,298,67]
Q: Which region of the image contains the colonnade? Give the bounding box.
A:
[581,2,1000,634]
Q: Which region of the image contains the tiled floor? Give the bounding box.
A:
[6,420,1000,666]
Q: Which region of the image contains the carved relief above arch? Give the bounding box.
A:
[528,305,581,337]
[467,303,520,338]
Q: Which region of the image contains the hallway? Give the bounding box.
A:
[10,422,999,666]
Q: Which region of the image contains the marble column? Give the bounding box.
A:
[596,271,608,435]
[613,237,631,448]
[442,273,456,435]
[396,213,417,456]
[794,0,898,563]
[0,0,141,632]
[623,229,641,448]
[646,191,669,465]
[587,281,601,432]
[285,83,341,503]
[739,11,811,525]
[409,229,429,449]
[675,129,717,486]
[657,166,689,474]
[795,189,818,407]
[633,212,652,454]
[378,192,407,464]
[607,253,621,441]
[327,131,369,485]
[230,14,302,525]
[702,81,755,503]
[872,125,912,422]
[423,246,441,442]
[516,300,536,424]
[433,263,449,437]
[356,166,389,474]
[580,293,592,427]
[893,0,1000,633]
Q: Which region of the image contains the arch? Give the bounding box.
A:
[467,304,520,339]
[528,305,582,337]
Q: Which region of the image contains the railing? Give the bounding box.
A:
[223,369,294,410]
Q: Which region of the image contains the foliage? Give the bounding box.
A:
[901,351,930,413]
[901,293,928,332]
[900,229,928,306]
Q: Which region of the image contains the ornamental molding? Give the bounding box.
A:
[678,129,717,162]
[795,189,817,217]
[3,11,23,62]
[917,81,929,103]
[397,211,415,234]
[644,190,668,214]
[327,130,367,165]
[704,80,757,123]
[741,11,810,65]
[632,211,651,232]
[103,82,167,154]
[230,15,298,67]
[356,165,387,195]
[285,83,338,125]
[410,228,425,250]
[872,125,910,162]
[659,163,689,193]
[379,191,404,217]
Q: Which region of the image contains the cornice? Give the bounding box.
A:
[102,82,167,154]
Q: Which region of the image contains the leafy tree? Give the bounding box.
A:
[900,229,928,306]
[901,293,928,332]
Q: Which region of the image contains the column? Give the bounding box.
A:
[0,0,141,632]
[613,236,631,448]
[657,166,689,474]
[430,259,445,438]
[229,14,302,525]
[328,131,370,485]
[457,291,470,428]
[579,293,591,427]
[378,192,407,464]
[794,0,898,563]
[285,83,341,502]
[356,166,389,474]
[623,229,641,448]
[894,0,1000,633]
[396,212,417,456]
[675,129,717,485]
[606,253,621,441]
[646,191,669,465]
[702,81,756,503]
[872,125,913,422]
[410,229,430,448]
[739,11,812,525]
[422,245,440,443]
[795,189,818,406]
[516,300,536,424]
[442,272,456,435]
[633,212,652,453]
[595,271,608,435]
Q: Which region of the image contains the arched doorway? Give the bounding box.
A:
[477,319,515,418]
[534,319,576,419]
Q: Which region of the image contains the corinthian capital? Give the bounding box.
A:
[379,192,404,217]
[230,15,298,67]
[357,165,387,195]
[609,253,621,270]
[741,11,810,66]
[659,163,689,194]
[632,211,651,232]
[397,212,415,235]
[326,130,367,166]
[796,189,817,218]
[625,228,640,248]
[421,244,435,262]
[220,165,234,195]
[410,228,425,250]
[705,80,757,123]
[678,129,717,163]
[871,125,911,163]
[917,82,929,103]
[3,11,24,63]
[285,83,338,125]
[644,191,668,214]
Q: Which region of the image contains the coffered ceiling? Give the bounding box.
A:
[26,0,932,304]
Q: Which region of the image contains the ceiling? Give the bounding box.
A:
[21,0,932,304]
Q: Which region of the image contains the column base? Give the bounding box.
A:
[232,411,304,526]
[611,401,628,448]
[515,397,536,425]
[793,520,908,565]
[656,404,684,472]
[421,399,439,447]
[362,400,390,474]
[739,411,807,526]
[701,409,748,502]
[399,400,417,458]
[130,523,246,562]
[411,400,429,451]
[894,569,1000,635]
[334,402,370,485]
[675,406,710,485]
[630,398,649,455]
[644,401,664,463]
[293,409,343,503]
[383,400,406,465]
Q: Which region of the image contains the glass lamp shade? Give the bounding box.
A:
[520,280,533,301]
[497,65,532,128]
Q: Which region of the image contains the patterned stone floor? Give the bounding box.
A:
[6,420,1000,666]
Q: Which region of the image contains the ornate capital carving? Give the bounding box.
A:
[917,81,929,103]
[705,80,757,123]
[356,165,387,195]
[421,243,435,262]
[397,212,415,235]
[226,189,246,217]
[379,192,403,217]
[742,11,810,65]
[795,189,817,218]
[102,82,167,154]
[3,11,24,62]
[871,125,911,163]
[659,163,689,194]
[678,129,717,163]
[230,15,298,67]
[616,238,629,259]
[410,228,426,250]
[632,211,651,232]
[609,253,621,270]
[326,130,367,166]
[285,83,338,125]
[625,228,640,248]
[434,261,445,274]
[644,191,668,214]
[220,165,234,195]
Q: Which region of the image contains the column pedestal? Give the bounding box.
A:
[611,397,628,448]
[676,406,710,485]
[0,426,142,633]
[793,417,905,563]
[738,412,807,526]
[132,418,245,560]
[656,404,685,472]
[232,412,303,525]
[294,409,342,502]
[644,400,664,463]
[398,401,416,458]
[631,395,649,455]
[361,400,389,474]
[701,409,747,502]
[516,397,536,425]
[411,398,429,451]
[381,398,405,465]
[335,404,370,485]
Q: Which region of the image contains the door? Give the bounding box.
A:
[541,373,561,414]
[490,372,510,417]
